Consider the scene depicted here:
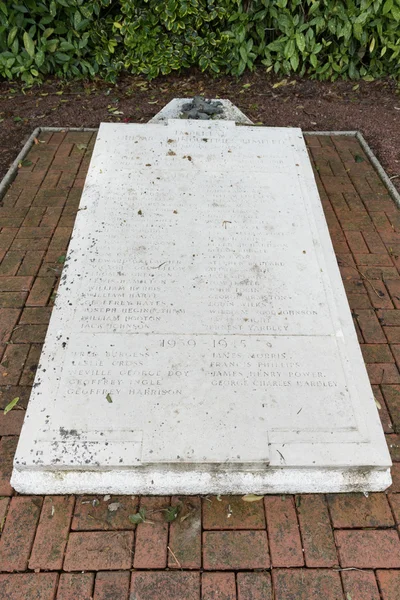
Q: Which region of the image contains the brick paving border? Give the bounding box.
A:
[0,129,399,599]
[2,127,399,210]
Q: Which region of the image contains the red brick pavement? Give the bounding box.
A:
[0,131,399,598]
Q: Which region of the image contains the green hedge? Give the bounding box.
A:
[0,0,399,85]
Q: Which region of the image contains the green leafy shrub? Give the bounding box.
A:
[119,0,234,78]
[0,0,119,85]
[0,0,399,84]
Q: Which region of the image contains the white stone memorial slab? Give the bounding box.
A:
[12,119,391,494]
[149,98,253,125]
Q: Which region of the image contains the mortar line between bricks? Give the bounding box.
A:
[338,564,348,599]
[54,573,60,600]
[200,499,204,572]
[20,496,44,573]
[348,170,377,200]
[14,344,34,392]
[293,495,306,568]
[261,497,272,573]
[374,568,386,600]
[387,492,400,533]
[54,171,63,188]
[15,255,28,277]
[344,520,400,535]
[130,567,275,573]
[380,385,399,430]
[90,570,96,599]
[324,492,341,567]
[60,496,76,572]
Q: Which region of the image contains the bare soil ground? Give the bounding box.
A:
[0,70,399,189]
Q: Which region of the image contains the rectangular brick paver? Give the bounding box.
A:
[0,410,25,436]
[376,570,400,600]
[296,494,338,567]
[168,496,201,569]
[0,496,9,529]
[202,495,265,530]
[57,573,94,600]
[29,496,75,571]
[0,308,20,344]
[202,573,236,600]
[341,570,381,600]
[0,436,18,495]
[327,492,394,527]
[0,343,30,385]
[335,530,400,568]
[0,573,58,600]
[0,496,42,571]
[272,569,344,600]
[19,306,52,324]
[264,496,304,567]
[237,572,272,600]
[0,291,27,307]
[381,385,400,431]
[130,572,200,600]
[93,571,130,600]
[26,277,55,306]
[71,495,138,531]
[391,463,400,492]
[63,531,134,571]
[356,309,387,343]
[133,496,169,569]
[367,362,400,384]
[0,276,33,292]
[388,493,400,525]
[203,531,270,570]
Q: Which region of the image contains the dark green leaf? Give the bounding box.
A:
[164,505,180,522]
[128,508,146,524]
[382,0,393,14]
[23,32,35,58]
[35,51,45,68]
[295,33,306,53]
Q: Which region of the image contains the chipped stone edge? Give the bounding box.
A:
[11,465,392,495]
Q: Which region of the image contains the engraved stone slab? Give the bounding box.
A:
[12,119,391,494]
[149,98,253,125]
